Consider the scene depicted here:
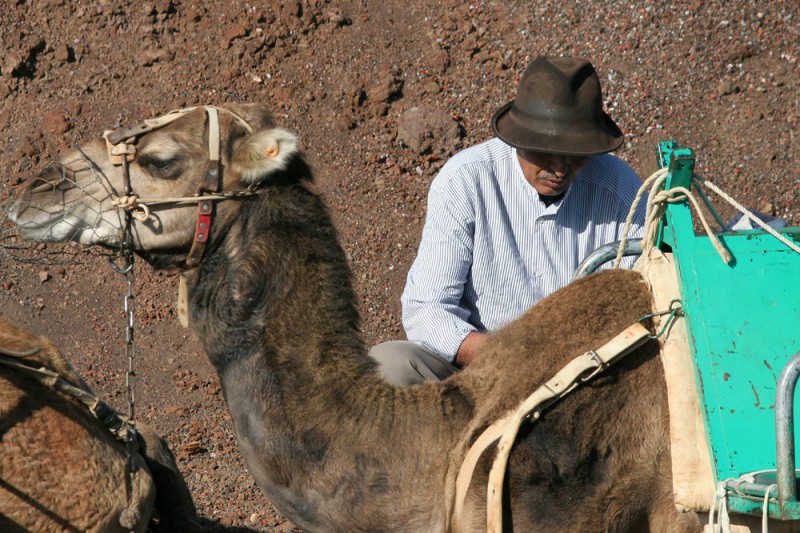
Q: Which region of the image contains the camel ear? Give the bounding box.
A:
[231,128,299,185]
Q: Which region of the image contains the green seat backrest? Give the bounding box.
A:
[656,142,800,518]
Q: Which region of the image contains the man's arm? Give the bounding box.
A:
[402,169,479,362]
[454,331,489,367]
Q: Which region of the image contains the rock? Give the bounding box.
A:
[429,48,450,74]
[2,52,24,78]
[138,47,173,67]
[224,23,248,47]
[397,107,461,154]
[365,64,403,104]
[717,80,735,96]
[41,110,69,134]
[279,1,302,25]
[53,43,71,63]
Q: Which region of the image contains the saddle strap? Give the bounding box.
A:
[451,322,651,533]
[0,353,133,443]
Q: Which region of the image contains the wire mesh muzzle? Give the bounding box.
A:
[1,146,124,265]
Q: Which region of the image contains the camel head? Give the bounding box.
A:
[10,103,300,269]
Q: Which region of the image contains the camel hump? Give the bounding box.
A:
[0,319,92,392]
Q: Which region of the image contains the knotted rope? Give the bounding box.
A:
[109,188,261,221]
[693,174,800,255]
[613,167,800,269]
[614,167,732,266]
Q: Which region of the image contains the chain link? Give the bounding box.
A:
[105,147,142,526]
[122,251,138,475]
[109,212,139,479]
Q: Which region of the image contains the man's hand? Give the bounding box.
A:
[455,331,489,367]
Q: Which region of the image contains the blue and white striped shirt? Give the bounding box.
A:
[401,138,646,361]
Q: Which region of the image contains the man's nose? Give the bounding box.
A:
[548,155,568,175]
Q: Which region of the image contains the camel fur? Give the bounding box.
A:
[0,320,199,532]
[10,103,705,532]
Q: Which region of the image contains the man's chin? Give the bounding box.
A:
[538,183,569,196]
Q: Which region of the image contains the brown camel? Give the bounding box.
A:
[9,103,704,532]
[0,319,199,532]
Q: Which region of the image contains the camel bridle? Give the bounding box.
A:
[103,105,255,269]
[103,106,258,327]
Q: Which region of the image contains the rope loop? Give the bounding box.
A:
[762,484,777,533]
[615,165,800,270]
[638,298,683,339]
[111,195,138,210]
[614,167,733,266]
[111,195,151,221]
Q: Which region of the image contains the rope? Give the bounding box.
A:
[762,484,776,533]
[111,195,150,221]
[614,167,734,266]
[693,174,800,255]
[108,189,260,220]
[709,480,732,533]
[613,168,668,268]
[661,185,733,263]
[615,166,800,269]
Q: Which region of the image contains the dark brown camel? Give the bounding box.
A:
[0,319,199,532]
[9,103,703,532]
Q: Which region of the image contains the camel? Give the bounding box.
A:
[0,319,199,532]
[8,103,704,531]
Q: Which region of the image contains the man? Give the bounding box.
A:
[370,55,646,385]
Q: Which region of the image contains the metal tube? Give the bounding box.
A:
[725,479,779,500]
[573,239,643,279]
[775,351,800,507]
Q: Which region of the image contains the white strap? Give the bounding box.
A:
[205,106,220,161]
[451,323,651,532]
[177,274,190,328]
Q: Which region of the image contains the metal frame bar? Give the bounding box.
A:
[776,351,800,509]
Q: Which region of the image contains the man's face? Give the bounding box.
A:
[517,150,590,196]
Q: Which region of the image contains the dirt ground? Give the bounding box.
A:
[1,1,798,531]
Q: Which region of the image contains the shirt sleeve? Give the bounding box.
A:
[401,168,477,362]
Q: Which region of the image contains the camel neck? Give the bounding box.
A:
[188,184,365,374]
[181,182,467,530]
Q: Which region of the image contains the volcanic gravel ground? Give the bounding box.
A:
[1,1,798,530]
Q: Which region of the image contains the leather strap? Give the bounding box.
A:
[451,322,651,532]
[184,107,222,270]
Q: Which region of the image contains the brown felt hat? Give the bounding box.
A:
[491,56,623,156]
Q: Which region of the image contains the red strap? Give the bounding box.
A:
[186,200,213,268]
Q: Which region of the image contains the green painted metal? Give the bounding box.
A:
[655,141,800,520]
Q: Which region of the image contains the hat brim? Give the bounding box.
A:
[491,101,624,156]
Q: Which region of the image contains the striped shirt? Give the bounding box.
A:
[402,138,646,361]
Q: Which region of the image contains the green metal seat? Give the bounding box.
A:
[656,141,800,520]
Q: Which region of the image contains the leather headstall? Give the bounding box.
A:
[103,106,251,270]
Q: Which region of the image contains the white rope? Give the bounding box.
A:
[693,174,800,255]
[709,480,733,533]
[108,189,260,220]
[762,484,777,533]
[111,195,150,221]
[709,481,719,532]
[615,165,800,269]
[662,185,733,264]
[613,168,668,268]
[613,167,733,266]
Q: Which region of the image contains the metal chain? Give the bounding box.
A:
[109,199,140,523]
[121,247,138,475]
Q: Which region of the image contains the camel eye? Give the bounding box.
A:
[138,155,181,178]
